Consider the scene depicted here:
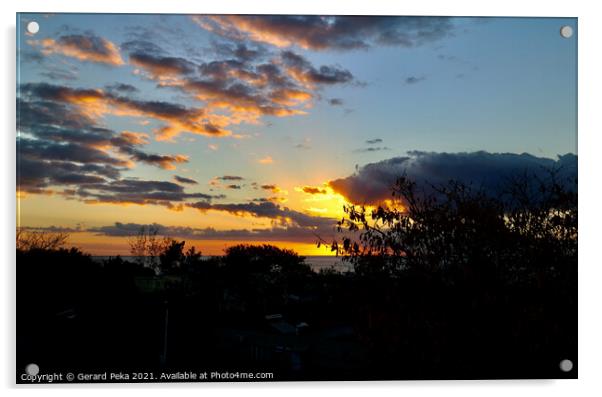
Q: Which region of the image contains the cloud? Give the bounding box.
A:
[123,41,354,138]
[19,225,85,234]
[260,184,285,194]
[18,145,221,206]
[300,186,328,195]
[120,39,165,56]
[129,51,196,78]
[210,41,269,63]
[294,142,311,150]
[75,179,225,207]
[18,90,191,171]
[258,156,274,164]
[17,86,218,207]
[18,153,116,194]
[18,137,128,167]
[90,220,334,243]
[280,50,354,87]
[354,138,390,153]
[263,196,288,203]
[40,67,78,81]
[328,98,344,106]
[186,200,338,240]
[118,147,188,170]
[20,82,226,140]
[29,33,124,65]
[217,175,244,181]
[178,70,310,122]
[174,175,198,185]
[117,130,150,145]
[329,151,577,205]
[105,83,139,94]
[404,76,426,85]
[437,54,457,62]
[353,146,391,153]
[193,16,454,51]
[225,184,242,190]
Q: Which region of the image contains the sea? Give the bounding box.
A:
[92,255,353,273]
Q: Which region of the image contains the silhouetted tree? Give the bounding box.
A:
[223,244,308,274]
[16,228,69,251]
[128,225,170,273]
[182,246,203,269]
[333,170,577,285]
[159,240,186,274]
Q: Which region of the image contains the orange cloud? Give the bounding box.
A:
[269,88,313,106]
[29,34,124,66]
[154,154,189,170]
[119,131,150,146]
[194,16,297,48]
[179,79,308,127]
[24,83,230,141]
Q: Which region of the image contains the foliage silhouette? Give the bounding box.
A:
[333,171,576,282]
[16,228,69,251]
[128,224,171,272]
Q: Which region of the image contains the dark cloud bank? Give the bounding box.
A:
[329,151,577,205]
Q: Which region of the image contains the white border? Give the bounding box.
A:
[3,1,601,396]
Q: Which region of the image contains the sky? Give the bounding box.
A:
[16,14,577,255]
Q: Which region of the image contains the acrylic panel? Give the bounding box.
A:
[16,14,577,383]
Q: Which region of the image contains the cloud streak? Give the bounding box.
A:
[300,186,328,195]
[404,76,426,85]
[174,175,198,185]
[29,33,124,65]
[90,220,334,244]
[193,16,454,51]
[353,146,391,153]
[74,180,224,207]
[217,175,244,181]
[186,200,338,241]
